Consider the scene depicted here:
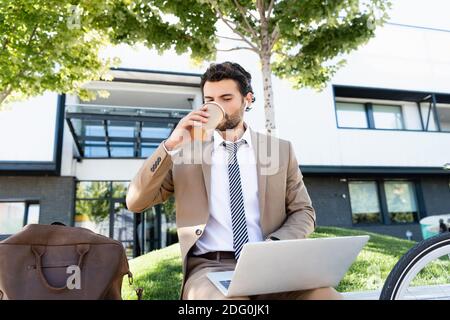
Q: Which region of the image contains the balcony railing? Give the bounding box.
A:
[65,103,190,158]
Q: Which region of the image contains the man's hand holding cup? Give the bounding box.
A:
[164,102,225,151]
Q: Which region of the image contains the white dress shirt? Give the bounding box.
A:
[163,123,264,255]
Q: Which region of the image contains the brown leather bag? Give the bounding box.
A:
[0,223,133,300]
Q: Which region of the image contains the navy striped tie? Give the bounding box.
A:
[222,139,249,260]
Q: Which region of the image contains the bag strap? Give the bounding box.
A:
[31,244,90,291]
[127,271,144,300]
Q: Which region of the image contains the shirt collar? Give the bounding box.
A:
[213,122,252,151]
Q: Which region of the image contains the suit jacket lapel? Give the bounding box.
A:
[250,127,267,235]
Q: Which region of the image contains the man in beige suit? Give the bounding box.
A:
[126,62,343,300]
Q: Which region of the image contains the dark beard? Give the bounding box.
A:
[217,116,241,131]
[216,101,245,131]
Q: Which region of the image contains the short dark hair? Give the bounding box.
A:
[200,61,256,104]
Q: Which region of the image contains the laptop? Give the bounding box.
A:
[207,235,369,297]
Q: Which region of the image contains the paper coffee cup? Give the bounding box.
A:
[190,102,225,141]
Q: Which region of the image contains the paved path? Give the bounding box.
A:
[343,284,450,300]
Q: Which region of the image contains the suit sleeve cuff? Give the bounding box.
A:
[162,139,181,156]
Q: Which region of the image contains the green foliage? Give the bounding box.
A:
[390,212,415,224]
[162,195,176,221]
[109,0,392,129]
[75,181,129,224]
[76,181,112,223]
[96,0,219,61]
[128,0,392,91]
[1,0,392,120]
[271,0,392,89]
[76,199,110,224]
[0,0,120,107]
[352,212,382,224]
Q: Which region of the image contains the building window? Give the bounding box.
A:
[373,104,404,130]
[75,181,177,258]
[75,181,126,238]
[348,179,420,225]
[336,101,405,130]
[27,204,40,224]
[384,181,418,223]
[334,86,450,133]
[0,202,40,235]
[436,104,450,132]
[336,102,368,128]
[66,104,188,159]
[348,181,382,224]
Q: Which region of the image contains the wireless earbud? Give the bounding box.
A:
[244,100,252,112]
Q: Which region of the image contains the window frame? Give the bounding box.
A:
[0,200,40,237]
[347,180,385,226]
[347,178,422,226]
[383,180,420,224]
[75,180,130,238]
[335,100,405,131]
[335,101,369,129]
[371,103,406,130]
[74,179,176,257]
[0,94,65,174]
[435,103,450,133]
[333,85,450,133]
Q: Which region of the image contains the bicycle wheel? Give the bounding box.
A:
[380,232,450,300]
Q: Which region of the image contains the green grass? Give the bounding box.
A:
[122,243,183,300]
[309,226,415,292]
[122,226,417,300]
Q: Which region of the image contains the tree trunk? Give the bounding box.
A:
[260,54,277,136]
[257,0,277,136]
[0,86,12,107]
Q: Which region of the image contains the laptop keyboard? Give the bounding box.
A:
[220,280,231,289]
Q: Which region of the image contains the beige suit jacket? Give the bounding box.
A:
[126,126,316,296]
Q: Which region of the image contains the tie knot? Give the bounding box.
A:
[222,139,247,154]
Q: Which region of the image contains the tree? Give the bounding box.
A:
[1,0,392,135]
[76,181,112,224]
[75,181,129,224]
[107,0,391,135]
[0,0,122,108]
